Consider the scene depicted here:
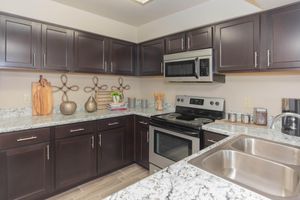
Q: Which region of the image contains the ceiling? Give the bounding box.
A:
[52,0,300,27]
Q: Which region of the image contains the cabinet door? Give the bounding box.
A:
[98,127,125,175]
[74,31,108,73]
[140,39,164,76]
[261,4,300,69]
[124,115,134,165]
[0,16,41,69]
[0,142,51,200]
[215,15,260,72]
[55,134,96,189]
[165,33,186,54]
[135,117,149,169]
[186,27,213,51]
[42,24,73,71]
[110,39,135,75]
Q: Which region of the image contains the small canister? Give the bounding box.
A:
[253,107,268,125]
[141,99,148,109]
[228,113,237,123]
[128,97,136,108]
[241,114,251,124]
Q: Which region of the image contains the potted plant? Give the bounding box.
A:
[111,91,122,103]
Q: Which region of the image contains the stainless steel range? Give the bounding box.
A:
[149,95,225,174]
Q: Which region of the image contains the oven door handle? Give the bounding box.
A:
[194,58,199,79]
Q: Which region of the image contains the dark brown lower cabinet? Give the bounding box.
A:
[135,116,149,169]
[98,127,125,175]
[55,134,96,190]
[203,131,227,148]
[0,142,51,200]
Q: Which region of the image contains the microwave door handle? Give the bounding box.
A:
[194,58,199,79]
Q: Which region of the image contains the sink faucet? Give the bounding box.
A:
[270,112,300,129]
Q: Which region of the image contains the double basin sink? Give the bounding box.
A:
[189,135,300,199]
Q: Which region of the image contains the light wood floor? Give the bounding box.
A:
[48,164,149,200]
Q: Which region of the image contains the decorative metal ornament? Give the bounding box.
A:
[84,76,108,94]
[111,77,130,101]
[83,76,108,113]
[53,74,79,115]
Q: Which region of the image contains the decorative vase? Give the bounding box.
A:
[60,101,77,115]
[85,96,97,113]
[113,95,120,103]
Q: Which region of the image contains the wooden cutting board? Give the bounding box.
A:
[32,79,53,116]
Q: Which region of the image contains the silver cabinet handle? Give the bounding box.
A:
[207,139,217,144]
[187,36,190,50]
[32,53,35,66]
[46,145,50,160]
[43,53,46,67]
[99,134,102,147]
[267,49,270,67]
[254,51,258,68]
[70,128,85,133]
[91,136,95,149]
[138,121,148,125]
[17,136,37,142]
[181,38,184,50]
[108,122,119,126]
[110,61,113,72]
[146,131,149,143]
[104,61,107,72]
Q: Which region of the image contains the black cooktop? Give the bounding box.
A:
[151,112,214,130]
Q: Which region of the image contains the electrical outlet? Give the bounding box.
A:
[23,94,30,104]
[243,97,253,112]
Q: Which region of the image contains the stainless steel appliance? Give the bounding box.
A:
[163,49,225,83]
[149,95,225,174]
[282,98,300,136]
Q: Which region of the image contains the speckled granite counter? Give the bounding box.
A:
[0,108,174,134]
[105,121,300,200]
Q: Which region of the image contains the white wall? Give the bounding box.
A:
[0,0,138,42]
[139,73,300,116]
[137,0,260,42]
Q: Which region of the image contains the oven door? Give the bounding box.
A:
[149,125,200,169]
[164,58,199,82]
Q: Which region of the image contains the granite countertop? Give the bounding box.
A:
[105,121,300,200]
[0,107,174,134]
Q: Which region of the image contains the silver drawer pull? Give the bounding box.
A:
[147,131,149,143]
[70,128,85,133]
[17,136,37,142]
[138,121,148,125]
[108,122,119,126]
[207,139,217,144]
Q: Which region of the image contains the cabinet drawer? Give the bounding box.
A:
[0,128,50,150]
[98,117,126,131]
[203,131,227,147]
[55,121,96,139]
[135,115,149,127]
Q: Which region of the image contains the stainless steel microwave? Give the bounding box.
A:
[163,49,225,83]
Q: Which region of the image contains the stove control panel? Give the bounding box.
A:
[175,95,225,112]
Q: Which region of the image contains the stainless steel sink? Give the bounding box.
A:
[189,135,300,199]
[231,136,300,166]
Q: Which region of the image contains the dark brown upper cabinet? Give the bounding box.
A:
[261,4,300,69]
[109,39,135,75]
[42,24,74,71]
[215,15,260,72]
[139,39,164,76]
[74,31,109,73]
[165,33,186,54]
[0,15,41,70]
[186,26,213,51]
